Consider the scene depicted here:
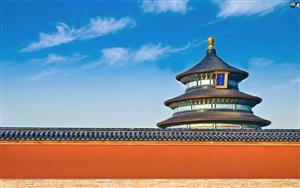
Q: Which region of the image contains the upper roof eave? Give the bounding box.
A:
[176,69,249,81]
[175,50,249,82]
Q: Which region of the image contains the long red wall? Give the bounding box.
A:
[1,142,299,178]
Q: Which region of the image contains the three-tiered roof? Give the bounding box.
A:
[157,37,271,129]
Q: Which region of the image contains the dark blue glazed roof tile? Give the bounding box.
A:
[0,128,299,142]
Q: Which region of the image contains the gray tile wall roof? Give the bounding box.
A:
[1,128,299,142]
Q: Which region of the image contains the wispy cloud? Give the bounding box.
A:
[21,17,135,52]
[82,42,192,69]
[132,44,174,62]
[100,47,131,67]
[271,77,300,90]
[213,0,287,18]
[248,57,274,67]
[30,53,87,65]
[30,68,63,81]
[141,0,190,14]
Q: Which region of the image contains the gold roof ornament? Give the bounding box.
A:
[208,37,215,49]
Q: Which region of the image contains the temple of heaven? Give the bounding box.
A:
[157,37,271,130]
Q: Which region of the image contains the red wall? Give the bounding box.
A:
[1,142,299,178]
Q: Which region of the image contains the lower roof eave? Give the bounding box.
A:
[157,118,271,129]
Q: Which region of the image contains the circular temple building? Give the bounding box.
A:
[157,37,271,129]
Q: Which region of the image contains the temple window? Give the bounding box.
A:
[185,79,237,89]
[215,71,229,88]
[168,123,259,129]
[174,103,252,113]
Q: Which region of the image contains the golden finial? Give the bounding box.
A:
[208,37,215,49]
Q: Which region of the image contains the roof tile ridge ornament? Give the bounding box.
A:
[207,37,216,54]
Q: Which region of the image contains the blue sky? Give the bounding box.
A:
[1,0,299,129]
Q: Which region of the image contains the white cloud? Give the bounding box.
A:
[132,44,171,62]
[30,68,62,81]
[22,23,75,52]
[30,53,87,65]
[248,57,274,67]
[141,0,190,14]
[101,47,130,66]
[213,0,287,18]
[271,77,300,90]
[77,17,136,39]
[43,54,68,64]
[22,17,135,52]
[82,42,190,69]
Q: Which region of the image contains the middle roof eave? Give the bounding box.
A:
[164,88,262,106]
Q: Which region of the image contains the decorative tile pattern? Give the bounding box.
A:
[0,128,299,142]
